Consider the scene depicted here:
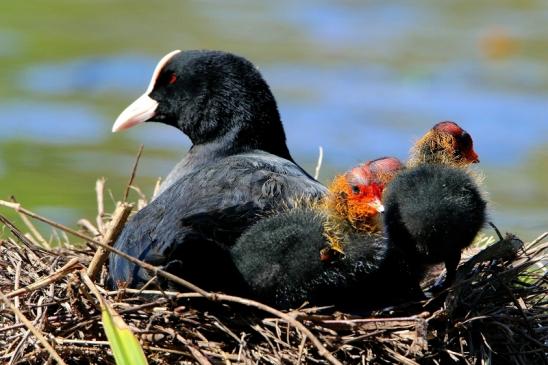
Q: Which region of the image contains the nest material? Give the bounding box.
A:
[0,188,546,365]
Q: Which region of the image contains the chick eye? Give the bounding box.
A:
[168,73,177,85]
[459,132,472,149]
[351,185,361,194]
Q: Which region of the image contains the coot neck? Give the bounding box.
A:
[188,119,295,162]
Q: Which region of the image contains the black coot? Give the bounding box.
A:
[108,50,327,291]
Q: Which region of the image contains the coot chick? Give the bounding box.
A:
[382,164,487,288]
[334,122,481,270]
[322,156,404,254]
[231,158,423,311]
[108,50,327,290]
[408,121,479,167]
[401,121,484,289]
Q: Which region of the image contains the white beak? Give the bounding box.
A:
[112,49,181,133]
[112,94,158,132]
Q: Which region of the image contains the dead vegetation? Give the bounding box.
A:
[0,162,546,364]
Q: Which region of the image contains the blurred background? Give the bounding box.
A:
[0,0,546,241]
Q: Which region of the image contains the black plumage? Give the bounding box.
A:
[108,50,326,290]
[231,161,424,311]
[232,162,486,311]
[383,164,487,287]
[231,205,422,311]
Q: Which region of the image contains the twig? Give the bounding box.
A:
[9,295,49,365]
[488,221,504,241]
[384,346,420,365]
[123,144,144,202]
[319,316,425,332]
[297,334,307,364]
[199,293,342,365]
[152,177,162,199]
[13,259,22,313]
[314,146,323,180]
[9,327,32,365]
[10,196,50,248]
[160,328,213,365]
[0,323,26,334]
[526,232,548,250]
[77,219,100,237]
[105,288,181,297]
[86,202,133,280]
[0,207,342,365]
[0,212,43,250]
[6,258,82,299]
[95,178,106,234]
[458,234,523,275]
[0,292,67,365]
[53,338,232,359]
[0,207,210,296]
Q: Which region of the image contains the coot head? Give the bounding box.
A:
[112,50,291,158]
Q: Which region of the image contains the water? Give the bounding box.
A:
[0,0,546,241]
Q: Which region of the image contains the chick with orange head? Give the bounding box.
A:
[323,157,404,254]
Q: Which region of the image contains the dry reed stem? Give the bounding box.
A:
[0,206,343,365]
[5,258,81,299]
[10,196,50,249]
[0,291,67,365]
[95,178,106,234]
[152,178,162,198]
[86,202,133,280]
[123,144,144,202]
[314,145,323,180]
[77,218,100,237]
[1,177,546,365]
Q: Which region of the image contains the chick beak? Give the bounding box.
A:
[369,198,385,213]
[468,150,480,164]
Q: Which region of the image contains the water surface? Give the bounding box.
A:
[0,0,546,241]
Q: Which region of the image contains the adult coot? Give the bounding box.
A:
[108,50,327,291]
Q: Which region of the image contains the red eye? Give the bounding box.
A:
[168,73,177,84]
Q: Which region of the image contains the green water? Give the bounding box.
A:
[0,0,546,242]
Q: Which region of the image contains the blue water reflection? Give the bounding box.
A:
[15,55,546,168]
[0,101,105,143]
[1,0,546,239]
[19,55,154,95]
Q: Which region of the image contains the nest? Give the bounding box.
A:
[0,176,546,365]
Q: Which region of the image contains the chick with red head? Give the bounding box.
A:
[409,121,480,167]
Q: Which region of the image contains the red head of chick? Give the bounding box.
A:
[322,157,404,254]
[409,121,479,167]
[360,156,406,188]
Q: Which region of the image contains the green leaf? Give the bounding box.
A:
[100,297,148,365]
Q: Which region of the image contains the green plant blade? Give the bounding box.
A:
[100,297,148,365]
